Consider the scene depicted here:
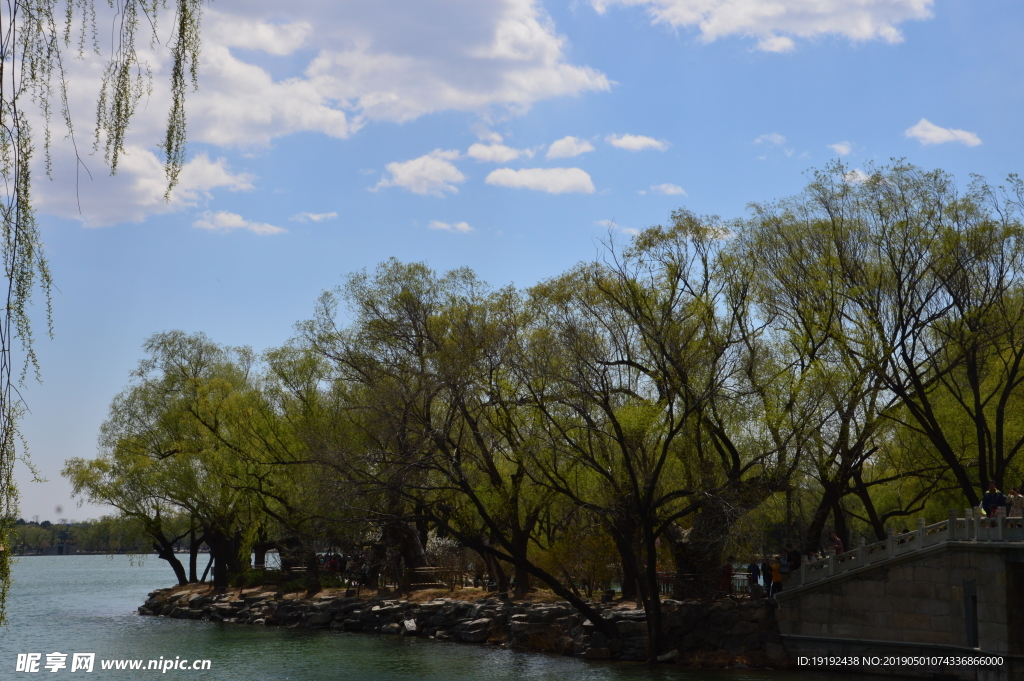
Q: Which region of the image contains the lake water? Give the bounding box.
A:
[3,555,853,680]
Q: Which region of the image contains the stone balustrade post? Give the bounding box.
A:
[800,561,806,586]
[965,508,974,540]
[917,518,926,548]
[997,513,1004,541]
[886,533,895,558]
[857,536,865,564]
[949,509,958,540]
[827,553,835,577]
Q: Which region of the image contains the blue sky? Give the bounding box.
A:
[17,0,1024,520]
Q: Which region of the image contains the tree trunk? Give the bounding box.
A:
[389,520,430,569]
[675,497,734,596]
[277,537,302,573]
[367,542,387,590]
[414,503,430,554]
[640,522,664,657]
[607,514,640,600]
[153,538,188,585]
[188,524,197,582]
[802,483,839,554]
[213,556,228,590]
[476,548,503,591]
[663,522,690,600]
[205,531,237,591]
[253,541,271,570]
[832,497,849,553]
[384,520,432,592]
[492,556,510,593]
[200,553,214,582]
[511,527,531,599]
[189,533,205,583]
[305,550,322,594]
[852,472,888,540]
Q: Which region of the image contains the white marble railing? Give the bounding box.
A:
[796,509,1024,588]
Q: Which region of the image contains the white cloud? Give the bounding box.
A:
[596,219,638,235]
[486,167,595,193]
[606,133,668,151]
[193,211,285,235]
[829,141,852,156]
[650,183,686,195]
[186,39,359,147]
[754,133,786,146]
[34,148,255,227]
[757,35,796,52]
[476,128,505,144]
[546,136,595,158]
[250,0,609,126]
[467,143,533,162]
[904,118,982,146]
[589,0,934,52]
[375,149,466,196]
[54,1,612,151]
[205,16,312,56]
[290,212,338,222]
[844,169,870,184]
[428,220,474,233]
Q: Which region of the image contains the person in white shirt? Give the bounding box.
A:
[1007,487,1024,518]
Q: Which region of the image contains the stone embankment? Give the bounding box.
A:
[140,585,786,667]
[139,588,787,666]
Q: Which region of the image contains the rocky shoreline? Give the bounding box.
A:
[139,587,790,668]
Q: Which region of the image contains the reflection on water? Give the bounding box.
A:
[3,555,871,680]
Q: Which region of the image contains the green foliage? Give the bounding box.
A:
[10,515,150,554]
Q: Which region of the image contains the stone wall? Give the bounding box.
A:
[777,544,1011,650]
[775,542,1024,680]
[138,588,788,666]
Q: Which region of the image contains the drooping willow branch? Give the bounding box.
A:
[0,0,204,625]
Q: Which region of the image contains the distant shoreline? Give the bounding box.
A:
[11,550,205,557]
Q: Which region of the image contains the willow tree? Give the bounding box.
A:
[749,163,1024,506]
[735,187,944,549]
[521,214,784,654]
[1,0,204,620]
[66,332,273,590]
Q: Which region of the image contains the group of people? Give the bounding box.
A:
[745,545,802,597]
[716,544,804,598]
[981,482,1024,517]
[721,536,850,599]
